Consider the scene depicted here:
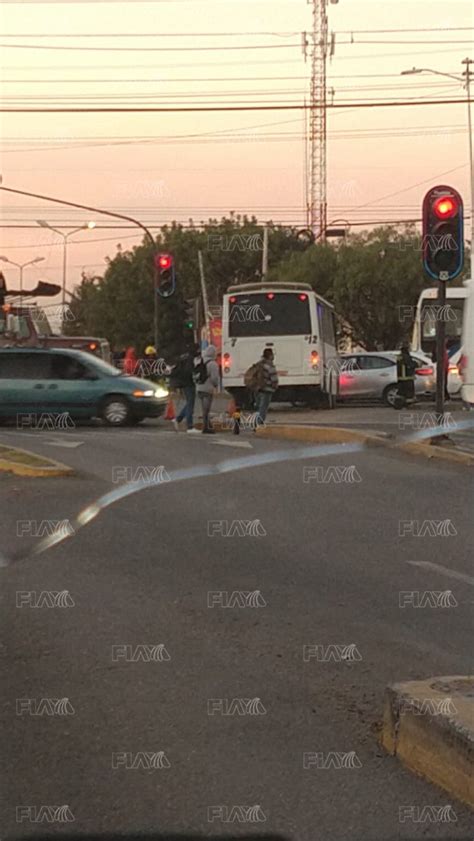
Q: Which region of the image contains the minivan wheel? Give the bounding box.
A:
[101,396,131,426]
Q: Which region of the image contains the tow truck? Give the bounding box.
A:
[0,282,111,362]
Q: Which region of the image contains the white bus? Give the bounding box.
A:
[411,285,468,358]
[222,282,339,408]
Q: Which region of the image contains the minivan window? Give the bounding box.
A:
[51,354,91,380]
[0,352,51,379]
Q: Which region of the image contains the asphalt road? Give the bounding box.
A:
[1,425,473,841]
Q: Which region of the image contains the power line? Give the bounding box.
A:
[0,98,469,113]
[0,41,301,51]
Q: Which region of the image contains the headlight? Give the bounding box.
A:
[154,386,169,399]
[132,389,154,397]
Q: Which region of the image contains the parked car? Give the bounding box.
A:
[0,347,168,427]
[339,351,435,405]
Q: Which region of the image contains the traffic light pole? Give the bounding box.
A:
[435,279,446,419]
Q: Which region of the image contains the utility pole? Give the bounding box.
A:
[261,224,269,280]
[198,250,210,332]
[462,57,474,279]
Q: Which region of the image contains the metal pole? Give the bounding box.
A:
[198,250,210,330]
[19,265,23,297]
[154,280,158,352]
[262,224,269,280]
[62,232,67,309]
[435,279,446,418]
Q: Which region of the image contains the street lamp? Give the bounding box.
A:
[0,255,45,295]
[36,220,96,307]
[401,59,474,280]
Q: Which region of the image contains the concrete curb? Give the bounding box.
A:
[0,446,74,478]
[255,424,390,447]
[397,440,474,466]
[255,424,474,466]
[381,676,474,807]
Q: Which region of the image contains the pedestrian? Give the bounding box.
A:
[171,343,200,434]
[254,348,279,425]
[195,344,220,434]
[123,346,138,376]
[396,342,416,405]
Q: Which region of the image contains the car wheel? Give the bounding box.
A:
[100,396,131,427]
[383,384,400,407]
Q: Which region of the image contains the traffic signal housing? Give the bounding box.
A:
[422,185,464,281]
[154,253,176,298]
[182,297,200,339]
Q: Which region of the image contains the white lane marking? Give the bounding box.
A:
[210,438,253,448]
[407,560,474,587]
[45,440,84,449]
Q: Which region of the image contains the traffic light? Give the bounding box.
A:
[154,252,176,298]
[183,298,196,330]
[422,185,464,281]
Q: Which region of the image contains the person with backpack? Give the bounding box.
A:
[246,348,278,425]
[169,343,200,433]
[195,344,220,434]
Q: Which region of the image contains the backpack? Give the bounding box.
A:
[244,361,265,392]
[193,357,209,385]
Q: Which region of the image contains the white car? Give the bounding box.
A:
[339,351,435,405]
[447,347,463,397]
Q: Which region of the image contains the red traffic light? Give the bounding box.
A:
[155,253,173,270]
[433,196,458,219]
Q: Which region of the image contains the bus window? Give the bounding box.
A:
[228,292,311,337]
[318,304,336,347]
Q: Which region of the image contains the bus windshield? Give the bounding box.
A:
[421,297,464,342]
[228,292,312,337]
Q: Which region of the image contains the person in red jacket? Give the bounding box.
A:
[123,346,138,376]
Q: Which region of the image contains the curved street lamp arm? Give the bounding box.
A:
[0,185,156,249]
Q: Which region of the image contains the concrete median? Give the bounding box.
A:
[381,676,474,807]
[0,445,74,478]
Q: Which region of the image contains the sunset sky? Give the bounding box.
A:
[0,0,472,298]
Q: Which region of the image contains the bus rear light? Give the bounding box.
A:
[311,350,319,367]
[266,293,275,300]
[299,294,308,301]
[229,296,237,304]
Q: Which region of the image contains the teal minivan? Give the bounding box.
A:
[0,347,169,426]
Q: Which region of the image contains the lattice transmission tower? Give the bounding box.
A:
[305,0,337,240]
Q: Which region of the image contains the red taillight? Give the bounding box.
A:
[266,292,275,300]
[229,296,237,304]
[448,363,458,374]
[89,342,97,351]
[415,366,433,376]
[299,293,307,301]
[311,350,319,366]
